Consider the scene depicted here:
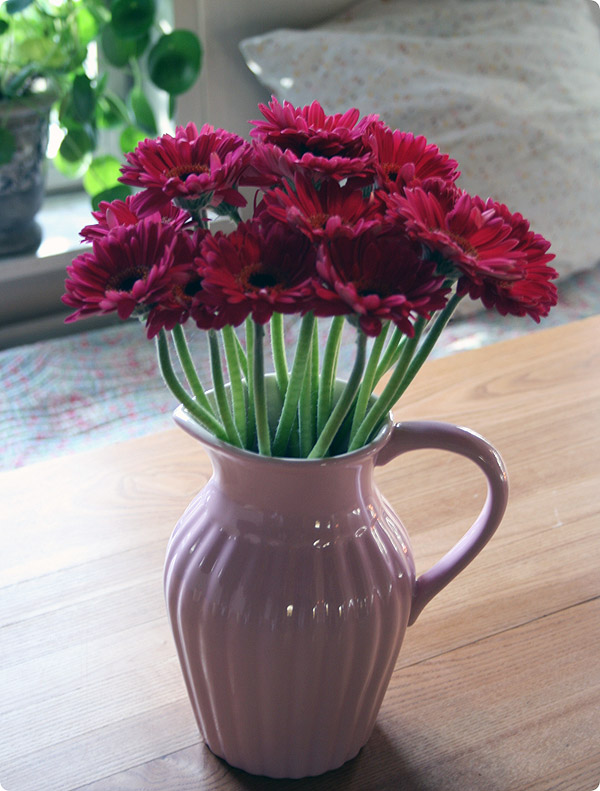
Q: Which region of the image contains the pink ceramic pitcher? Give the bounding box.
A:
[164,406,508,779]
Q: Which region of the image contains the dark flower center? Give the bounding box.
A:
[446,230,478,259]
[107,266,147,292]
[497,279,517,291]
[184,277,204,297]
[248,271,279,289]
[382,162,400,181]
[165,164,210,180]
[172,277,204,305]
[309,212,329,229]
[355,275,389,298]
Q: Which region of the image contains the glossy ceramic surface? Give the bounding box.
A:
[164,407,508,778]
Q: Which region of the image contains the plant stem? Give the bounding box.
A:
[222,324,247,447]
[400,292,463,393]
[171,324,215,415]
[208,329,242,448]
[348,318,427,452]
[349,322,390,442]
[272,313,316,456]
[231,328,248,381]
[298,339,315,457]
[244,317,256,450]
[155,330,227,440]
[270,312,288,397]
[311,320,319,432]
[374,325,406,384]
[317,315,345,435]
[250,321,271,455]
[308,330,368,459]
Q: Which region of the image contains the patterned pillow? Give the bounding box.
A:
[240,0,600,285]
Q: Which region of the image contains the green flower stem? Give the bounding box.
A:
[308,330,368,459]
[272,313,316,456]
[244,318,256,450]
[286,415,300,457]
[374,325,406,384]
[173,197,209,229]
[222,324,247,448]
[208,329,242,448]
[398,291,463,397]
[298,345,314,457]
[349,322,390,442]
[171,324,215,416]
[270,312,288,396]
[311,321,319,430]
[226,206,243,225]
[348,318,427,452]
[250,321,271,455]
[317,315,345,435]
[155,330,227,441]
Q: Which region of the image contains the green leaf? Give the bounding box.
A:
[4,63,37,97]
[119,124,147,154]
[97,92,130,129]
[71,73,96,123]
[0,20,9,36]
[53,149,91,178]
[58,127,95,162]
[130,86,157,135]
[75,5,100,47]
[109,0,155,40]
[5,0,35,13]
[0,127,16,165]
[100,24,149,67]
[97,73,109,94]
[147,31,202,95]
[91,184,132,210]
[83,154,124,196]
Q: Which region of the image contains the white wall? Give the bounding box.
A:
[172,0,357,137]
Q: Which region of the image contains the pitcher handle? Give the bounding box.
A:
[376,421,508,626]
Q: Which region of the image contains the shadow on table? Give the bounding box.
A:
[224,724,433,791]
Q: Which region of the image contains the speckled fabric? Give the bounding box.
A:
[240,0,600,286]
[1,262,598,471]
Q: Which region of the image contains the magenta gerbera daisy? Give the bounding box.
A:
[313,229,450,336]
[368,124,460,193]
[385,186,525,284]
[261,174,384,241]
[456,198,558,321]
[119,123,252,215]
[198,220,317,326]
[141,229,223,338]
[63,218,195,323]
[80,195,190,242]
[247,97,378,184]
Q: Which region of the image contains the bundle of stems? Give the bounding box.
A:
[155,292,461,459]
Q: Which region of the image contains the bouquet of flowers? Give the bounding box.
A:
[63,97,558,458]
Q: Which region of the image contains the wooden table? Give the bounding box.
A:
[1,317,599,791]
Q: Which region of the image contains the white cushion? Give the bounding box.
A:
[240,0,600,287]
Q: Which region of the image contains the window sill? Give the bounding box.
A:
[0,191,235,349]
[0,191,96,349]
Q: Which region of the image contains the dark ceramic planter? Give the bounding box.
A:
[0,94,54,258]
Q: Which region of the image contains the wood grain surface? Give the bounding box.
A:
[1,316,599,791]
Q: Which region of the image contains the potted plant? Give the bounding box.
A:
[0,0,202,256]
